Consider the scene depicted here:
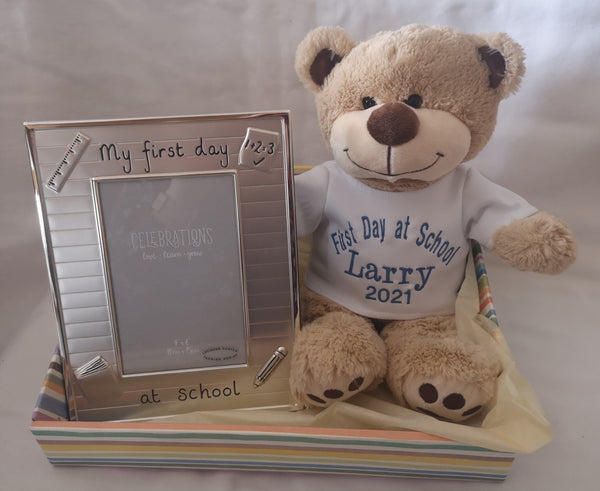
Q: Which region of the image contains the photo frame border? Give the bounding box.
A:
[25,112,297,421]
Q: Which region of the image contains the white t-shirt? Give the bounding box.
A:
[295,161,537,320]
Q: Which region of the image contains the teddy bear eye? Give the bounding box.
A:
[403,94,423,109]
[361,96,377,109]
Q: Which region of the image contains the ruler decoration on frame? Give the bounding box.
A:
[46,132,91,192]
[26,112,297,421]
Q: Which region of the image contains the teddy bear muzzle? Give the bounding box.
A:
[330,105,471,183]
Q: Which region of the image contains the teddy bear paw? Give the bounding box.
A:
[400,372,495,423]
[384,319,501,423]
[297,374,374,408]
[289,311,387,408]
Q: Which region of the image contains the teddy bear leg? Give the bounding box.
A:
[382,316,502,422]
[290,311,387,408]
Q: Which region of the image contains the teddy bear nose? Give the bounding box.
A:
[367,102,420,146]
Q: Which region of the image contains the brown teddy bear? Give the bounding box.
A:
[290,25,577,423]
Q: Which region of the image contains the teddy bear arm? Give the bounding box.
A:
[295,165,330,238]
[491,211,577,274]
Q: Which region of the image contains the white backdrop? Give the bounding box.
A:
[1,1,599,489]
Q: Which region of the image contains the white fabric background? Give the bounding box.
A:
[1,1,598,489]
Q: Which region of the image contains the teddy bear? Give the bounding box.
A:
[290,25,577,423]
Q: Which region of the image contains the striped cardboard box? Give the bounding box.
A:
[30,421,514,480]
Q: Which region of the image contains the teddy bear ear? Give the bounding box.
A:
[295,26,357,92]
[477,32,526,98]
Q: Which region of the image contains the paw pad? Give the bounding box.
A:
[348,376,364,391]
[307,394,326,404]
[323,389,344,399]
[419,383,438,403]
[443,392,465,410]
[306,377,365,406]
[417,383,483,419]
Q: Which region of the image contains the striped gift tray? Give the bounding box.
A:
[31,242,516,481]
[30,421,514,480]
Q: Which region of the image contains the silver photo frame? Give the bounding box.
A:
[26,112,297,421]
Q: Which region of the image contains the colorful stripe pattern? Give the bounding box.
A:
[30,422,514,480]
[32,348,69,422]
[472,241,499,325]
[30,243,513,480]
